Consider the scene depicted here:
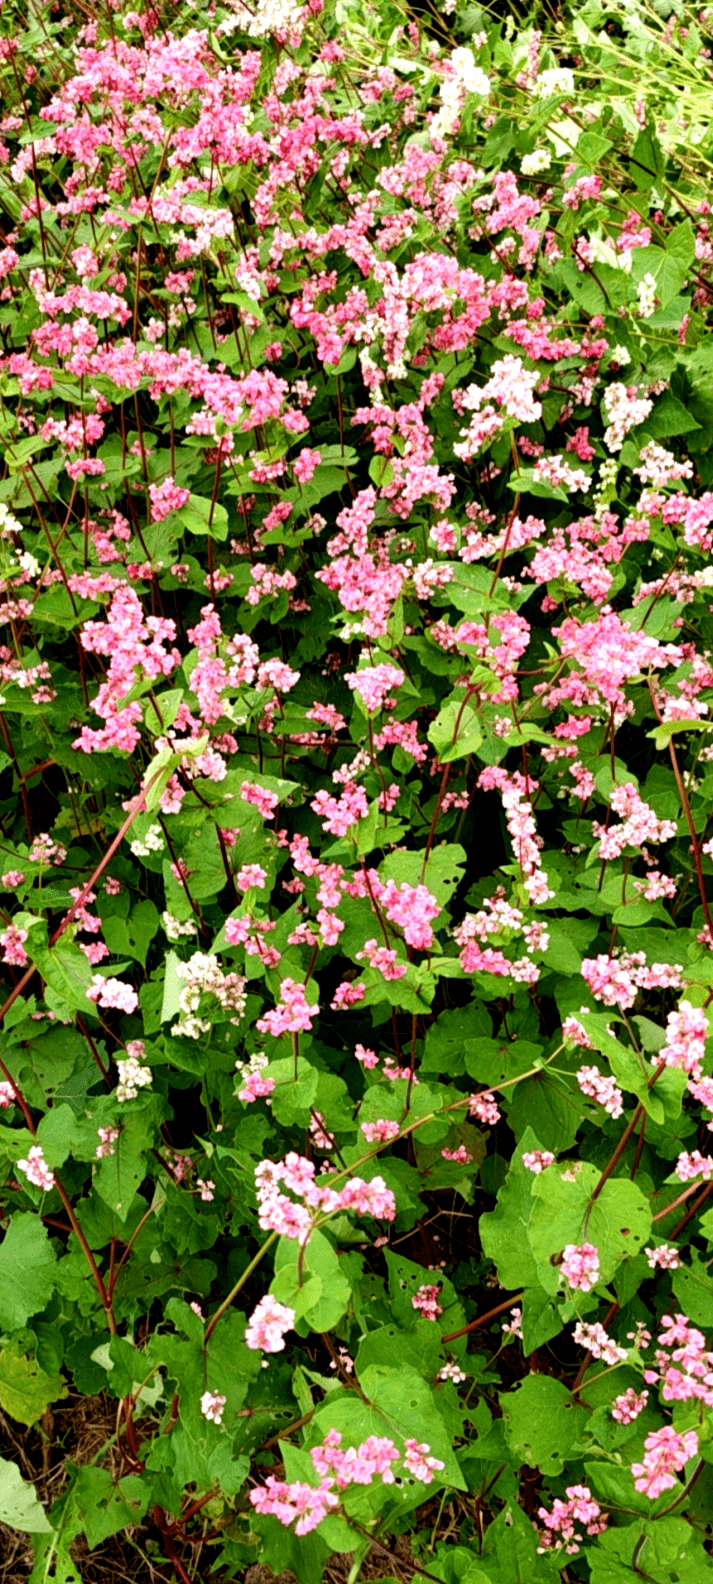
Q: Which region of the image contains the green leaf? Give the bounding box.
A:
[0,1350,68,1426]
[0,1458,52,1534]
[72,1468,150,1549]
[0,1215,57,1329]
[272,1230,351,1330]
[528,1165,652,1294]
[29,940,94,1019]
[37,1103,83,1168]
[178,493,229,541]
[671,1251,713,1325]
[500,1374,587,1474]
[428,693,482,763]
[481,1499,552,1583]
[93,1103,151,1222]
[630,246,687,309]
[479,1135,541,1290]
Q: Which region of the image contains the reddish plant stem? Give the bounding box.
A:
[442,1291,524,1344]
[647,679,713,939]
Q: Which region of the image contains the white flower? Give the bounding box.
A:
[637,272,658,318]
[535,67,575,98]
[521,149,552,175]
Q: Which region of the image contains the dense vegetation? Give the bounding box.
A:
[3,0,713,1578]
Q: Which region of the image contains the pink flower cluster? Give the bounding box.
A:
[478,767,553,904]
[245,1294,295,1353]
[411,1283,443,1320]
[643,1312,713,1408]
[86,975,139,1013]
[572,1321,626,1365]
[250,1429,444,1536]
[560,1242,600,1292]
[581,950,682,1009]
[536,1485,607,1555]
[631,1426,699,1499]
[17,1144,55,1191]
[576,1065,624,1118]
[255,978,319,1037]
[255,1152,396,1244]
[345,663,405,713]
[592,782,677,859]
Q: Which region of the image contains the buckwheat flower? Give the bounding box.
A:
[245,1294,295,1353]
[87,976,138,1013]
[468,1092,500,1124]
[631,1427,698,1498]
[95,1126,120,1159]
[200,1391,226,1425]
[658,1002,708,1079]
[17,1145,54,1191]
[0,1080,15,1108]
[676,1150,713,1182]
[403,1440,445,1483]
[197,1179,215,1201]
[236,864,267,890]
[535,66,575,97]
[637,272,658,318]
[328,1348,354,1375]
[612,1387,648,1424]
[573,1321,627,1365]
[521,149,551,175]
[646,1244,681,1270]
[0,925,28,966]
[345,663,404,713]
[441,1144,472,1163]
[502,1306,523,1338]
[561,1243,600,1292]
[1,871,25,888]
[438,1360,467,1384]
[412,1284,443,1320]
[361,1119,400,1144]
[116,1054,152,1103]
[577,1065,624,1119]
[523,1150,555,1172]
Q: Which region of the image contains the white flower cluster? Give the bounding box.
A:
[162,910,198,942]
[235,1049,270,1084]
[430,48,490,142]
[130,822,164,857]
[602,383,654,451]
[116,1055,153,1102]
[173,952,247,1040]
[637,271,658,318]
[534,67,575,97]
[0,504,22,538]
[218,0,305,40]
[521,148,552,175]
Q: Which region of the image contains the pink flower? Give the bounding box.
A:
[245,1294,295,1353]
[645,1244,681,1270]
[17,1145,54,1192]
[403,1440,445,1483]
[241,780,279,819]
[412,1284,443,1320]
[612,1388,648,1425]
[86,976,139,1013]
[577,1065,624,1118]
[361,1119,400,1143]
[256,978,318,1037]
[345,663,405,713]
[523,1150,555,1172]
[0,1081,15,1108]
[561,1243,600,1292]
[468,1092,501,1125]
[536,1485,607,1555]
[0,925,28,966]
[236,864,267,890]
[631,1427,699,1498]
[200,1391,227,1425]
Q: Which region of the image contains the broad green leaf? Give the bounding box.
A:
[428,693,482,762]
[0,1350,68,1426]
[72,1468,150,1549]
[528,1164,652,1294]
[0,1215,57,1329]
[500,1374,587,1474]
[93,1103,151,1222]
[672,1251,713,1326]
[479,1135,541,1290]
[178,493,229,541]
[0,1459,52,1534]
